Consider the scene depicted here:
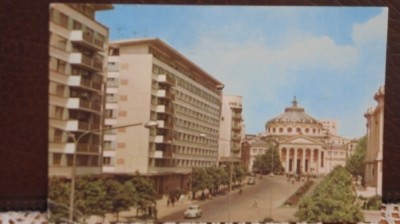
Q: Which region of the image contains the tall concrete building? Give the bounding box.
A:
[219,95,245,164]
[102,38,224,194]
[364,86,384,195]
[48,4,112,177]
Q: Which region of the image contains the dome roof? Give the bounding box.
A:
[267,97,320,125]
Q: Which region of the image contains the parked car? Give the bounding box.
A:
[184,204,202,218]
[247,177,256,185]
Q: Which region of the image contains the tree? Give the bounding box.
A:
[296,166,364,222]
[74,175,107,222]
[128,175,157,210]
[191,167,211,198]
[48,177,73,223]
[100,177,136,222]
[206,166,228,195]
[253,144,283,174]
[232,164,246,184]
[346,136,367,180]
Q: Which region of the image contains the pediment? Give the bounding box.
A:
[280,135,324,145]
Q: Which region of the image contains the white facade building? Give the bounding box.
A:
[263,97,354,174]
[102,38,224,194]
[48,3,112,177]
[219,95,245,163]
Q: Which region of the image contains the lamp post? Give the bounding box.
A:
[53,121,158,223]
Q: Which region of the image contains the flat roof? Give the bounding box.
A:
[110,38,224,89]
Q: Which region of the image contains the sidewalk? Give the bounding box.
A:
[102,189,218,222]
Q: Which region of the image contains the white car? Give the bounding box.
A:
[184,204,202,218]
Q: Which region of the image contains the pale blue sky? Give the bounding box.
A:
[97,5,388,139]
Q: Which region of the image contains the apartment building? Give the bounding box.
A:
[48,3,112,177]
[218,95,245,165]
[102,38,224,194]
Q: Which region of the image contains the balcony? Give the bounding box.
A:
[68,75,102,91]
[232,124,242,132]
[149,150,163,159]
[157,90,175,100]
[232,113,242,121]
[70,30,104,51]
[69,52,103,72]
[155,135,173,143]
[157,74,176,86]
[51,119,99,132]
[156,105,174,114]
[157,120,174,129]
[76,143,100,154]
[67,98,101,113]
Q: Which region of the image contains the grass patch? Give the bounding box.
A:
[282,180,314,207]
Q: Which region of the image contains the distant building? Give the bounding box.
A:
[247,138,269,172]
[364,86,384,195]
[320,119,338,135]
[102,38,224,194]
[218,95,245,165]
[263,97,353,174]
[48,3,112,177]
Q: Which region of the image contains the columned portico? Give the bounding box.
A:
[279,143,325,175]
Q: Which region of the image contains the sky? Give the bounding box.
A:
[97,5,388,139]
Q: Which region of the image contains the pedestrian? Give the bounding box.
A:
[167,197,171,207]
[252,199,258,208]
[171,197,175,206]
[179,194,184,203]
[153,207,158,219]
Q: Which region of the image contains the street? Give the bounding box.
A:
[160,175,304,222]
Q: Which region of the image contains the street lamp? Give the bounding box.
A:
[53,121,158,223]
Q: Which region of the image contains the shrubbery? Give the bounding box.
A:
[295,166,364,222]
[48,174,156,223]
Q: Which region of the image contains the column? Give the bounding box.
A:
[285,149,290,173]
[302,149,306,173]
[294,148,298,174]
[318,149,322,174]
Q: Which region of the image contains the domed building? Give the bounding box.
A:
[262,97,355,175]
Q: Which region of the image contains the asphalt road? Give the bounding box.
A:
[160,175,303,222]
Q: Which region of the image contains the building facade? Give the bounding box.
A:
[364,86,384,195]
[263,97,353,175]
[48,3,112,177]
[218,95,245,164]
[247,139,269,172]
[102,38,224,194]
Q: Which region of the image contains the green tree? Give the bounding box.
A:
[100,178,136,222]
[128,175,156,210]
[206,166,228,195]
[253,144,283,174]
[346,136,367,180]
[48,177,74,223]
[191,167,213,199]
[296,166,364,222]
[232,164,246,183]
[74,175,107,222]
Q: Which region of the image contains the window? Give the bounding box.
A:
[54,106,63,119]
[119,95,127,101]
[120,79,129,85]
[52,153,62,166]
[103,157,111,165]
[56,59,66,73]
[73,20,82,30]
[115,158,124,165]
[59,12,69,28]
